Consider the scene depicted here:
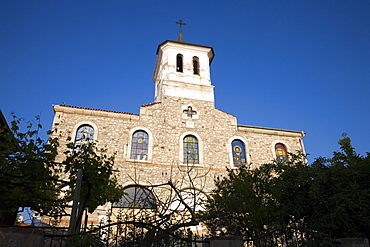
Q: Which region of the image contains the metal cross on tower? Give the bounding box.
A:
[176,20,186,42]
[176,20,186,31]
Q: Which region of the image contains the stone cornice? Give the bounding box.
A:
[156,40,215,63]
[140,102,162,107]
[215,108,236,118]
[237,124,305,137]
[53,104,139,120]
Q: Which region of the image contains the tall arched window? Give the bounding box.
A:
[193,56,199,75]
[74,124,94,145]
[113,185,156,209]
[183,135,199,164]
[130,130,149,161]
[176,54,183,72]
[275,143,288,163]
[232,139,247,167]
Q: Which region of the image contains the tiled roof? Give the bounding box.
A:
[59,104,137,115]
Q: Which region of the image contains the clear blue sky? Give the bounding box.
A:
[1,0,369,161]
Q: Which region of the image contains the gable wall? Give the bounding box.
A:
[51,96,304,193]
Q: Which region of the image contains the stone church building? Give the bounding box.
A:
[50,34,306,227]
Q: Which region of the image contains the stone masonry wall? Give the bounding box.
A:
[50,96,304,225]
[52,96,304,192]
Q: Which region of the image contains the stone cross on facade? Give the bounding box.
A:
[183,106,197,118]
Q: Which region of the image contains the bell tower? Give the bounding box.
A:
[152,23,215,103]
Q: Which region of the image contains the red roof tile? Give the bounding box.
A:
[59,104,137,115]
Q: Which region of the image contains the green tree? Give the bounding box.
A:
[0,114,123,229]
[200,137,370,241]
[0,115,62,225]
[197,165,269,237]
[262,153,313,230]
[198,152,310,238]
[308,136,370,239]
[63,140,124,232]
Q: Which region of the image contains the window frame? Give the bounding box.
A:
[130,130,149,161]
[127,127,153,162]
[192,56,199,75]
[176,54,183,72]
[71,122,99,144]
[183,135,199,165]
[179,132,203,166]
[170,187,208,212]
[113,185,156,209]
[228,137,250,168]
[274,142,289,163]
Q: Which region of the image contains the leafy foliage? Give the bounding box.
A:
[200,137,370,241]
[63,140,124,230]
[307,136,370,238]
[0,114,62,219]
[0,114,123,228]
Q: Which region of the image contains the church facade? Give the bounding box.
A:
[50,38,306,225]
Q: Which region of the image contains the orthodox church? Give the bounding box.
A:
[50,27,306,226]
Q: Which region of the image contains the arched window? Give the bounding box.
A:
[113,185,156,209]
[74,124,94,145]
[275,143,288,163]
[193,56,199,75]
[171,188,207,212]
[176,54,183,72]
[183,135,199,164]
[232,139,247,167]
[130,130,149,161]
